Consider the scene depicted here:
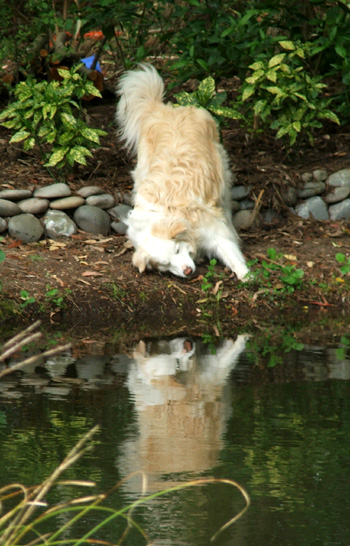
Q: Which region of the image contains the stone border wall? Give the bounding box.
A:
[0,167,350,243]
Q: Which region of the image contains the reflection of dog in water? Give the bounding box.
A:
[118,336,247,490]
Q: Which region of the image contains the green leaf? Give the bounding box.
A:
[246,70,264,84]
[1,119,18,129]
[266,69,277,83]
[174,91,199,107]
[279,41,296,51]
[197,77,216,104]
[268,53,286,68]
[209,105,243,119]
[23,137,36,151]
[61,112,77,129]
[292,121,301,132]
[44,147,69,167]
[253,99,268,116]
[80,126,102,144]
[10,130,30,143]
[249,61,265,71]
[241,85,255,101]
[318,110,340,124]
[67,146,92,165]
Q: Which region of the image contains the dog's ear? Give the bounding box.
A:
[151,220,186,240]
[132,248,147,273]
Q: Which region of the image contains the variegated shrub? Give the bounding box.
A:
[0,66,107,174]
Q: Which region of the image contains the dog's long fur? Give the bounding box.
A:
[116,64,249,279]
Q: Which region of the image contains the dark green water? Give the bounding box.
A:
[1,335,350,545]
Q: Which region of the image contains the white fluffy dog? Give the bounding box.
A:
[116,64,249,280]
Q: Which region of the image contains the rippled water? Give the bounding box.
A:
[1,333,350,545]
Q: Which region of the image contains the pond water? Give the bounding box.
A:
[1,332,350,545]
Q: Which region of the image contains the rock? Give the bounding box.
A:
[18,198,49,214]
[74,205,110,235]
[281,186,298,207]
[262,209,281,224]
[240,199,255,210]
[231,200,241,213]
[295,196,329,220]
[327,168,350,188]
[34,182,71,199]
[0,217,7,233]
[111,221,128,235]
[232,210,259,230]
[231,185,251,201]
[122,192,133,206]
[77,185,105,198]
[329,199,350,220]
[8,213,44,242]
[313,169,328,182]
[301,172,313,183]
[108,204,131,221]
[43,210,77,239]
[50,196,85,210]
[324,186,350,204]
[86,193,115,209]
[0,199,21,217]
[0,189,32,201]
[298,181,326,199]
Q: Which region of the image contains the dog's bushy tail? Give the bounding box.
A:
[116,64,164,153]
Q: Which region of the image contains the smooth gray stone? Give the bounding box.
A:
[8,213,44,242]
[0,189,32,201]
[86,193,115,209]
[313,169,328,182]
[77,185,105,198]
[111,221,128,235]
[231,200,241,213]
[301,172,313,183]
[232,210,258,229]
[240,199,255,210]
[281,186,298,207]
[0,199,21,217]
[108,204,132,221]
[43,210,77,239]
[295,196,329,220]
[324,186,350,204]
[231,185,251,201]
[122,192,133,206]
[50,196,85,210]
[262,209,280,224]
[73,205,110,235]
[34,182,71,199]
[298,181,326,199]
[329,199,350,220]
[18,197,49,214]
[0,217,7,233]
[327,168,350,188]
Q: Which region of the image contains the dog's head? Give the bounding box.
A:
[131,219,196,278]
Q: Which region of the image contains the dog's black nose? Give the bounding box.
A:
[183,267,192,276]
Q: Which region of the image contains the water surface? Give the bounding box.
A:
[0,333,349,545]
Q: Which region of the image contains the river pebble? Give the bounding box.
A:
[77,185,105,197]
[74,205,110,235]
[329,199,350,220]
[297,181,326,199]
[50,196,85,210]
[295,196,329,221]
[18,198,49,214]
[0,189,32,200]
[8,213,44,242]
[43,210,78,239]
[327,168,350,188]
[86,193,115,209]
[0,199,21,217]
[324,186,350,204]
[34,182,71,199]
[0,218,7,233]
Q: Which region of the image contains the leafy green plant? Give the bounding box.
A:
[336,252,350,275]
[246,326,304,367]
[174,76,242,127]
[19,290,36,309]
[45,286,71,309]
[336,335,350,360]
[247,247,305,295]
[238,40,340,145]
[0,66,107,175]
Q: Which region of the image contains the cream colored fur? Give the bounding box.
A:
[116,64,249,280]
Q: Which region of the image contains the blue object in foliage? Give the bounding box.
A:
[81,56,101,73]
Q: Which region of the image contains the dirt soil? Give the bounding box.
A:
[1,98,350,342]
